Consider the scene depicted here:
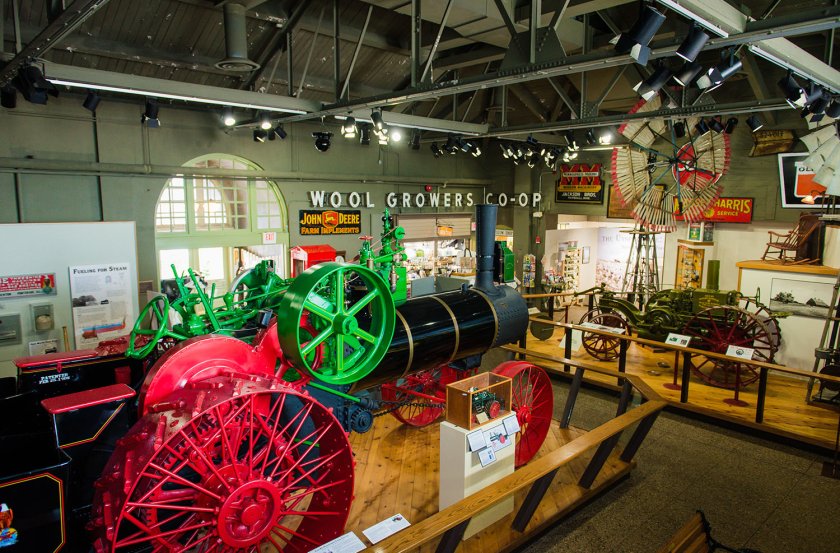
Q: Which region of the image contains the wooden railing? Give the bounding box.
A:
[366,369,666,553]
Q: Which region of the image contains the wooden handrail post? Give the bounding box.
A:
[680,351,692,403]
[548,295,555,320]
[518,333,527,361]
[511,468,559,532]
[617,338,629,386]
[588,292,595,311]
[620,410,662,463]
[580,380,634,489]
[564,328,573,373]
[435,519,470,553]
[755,367,769,423]
[560,366,585,429]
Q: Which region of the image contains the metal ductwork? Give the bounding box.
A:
[216,3,261,72]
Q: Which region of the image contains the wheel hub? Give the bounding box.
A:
[217,479,283,547]
[334,313,359,334]
[517,404,532,425]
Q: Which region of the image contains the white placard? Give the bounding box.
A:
[309,531,367,553]
[580,321,626,334]
[665,333,692,347]
[363,514,411,545]
[726,345,755,360]
[466,430,488,452]
[503,414,521,435]
[528,306,541,315]
[478,447,497,467]
[69,263,135,348]
[482,422,513,452]
[567,329,583,351]
[28,339,59,355]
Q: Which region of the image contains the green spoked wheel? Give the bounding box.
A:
[276,262,395,385]
[127,295,190,359]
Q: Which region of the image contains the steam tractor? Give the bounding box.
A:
[0,205,552,553]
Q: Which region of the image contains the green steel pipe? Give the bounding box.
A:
[307,381,362,403]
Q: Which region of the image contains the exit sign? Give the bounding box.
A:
[262,231,277,244]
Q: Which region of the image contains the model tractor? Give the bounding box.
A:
[0,205,553,553]
[575,277,784,389]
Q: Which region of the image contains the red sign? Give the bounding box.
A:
[556,164,604,203]
[675,197,753,223]
[0,273,57,298]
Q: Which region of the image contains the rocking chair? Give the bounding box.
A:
[762,213,821,264]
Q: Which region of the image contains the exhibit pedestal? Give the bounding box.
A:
[439,420,515,539]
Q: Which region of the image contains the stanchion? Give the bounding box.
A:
[663,349,682,391]
[723,362,749,407]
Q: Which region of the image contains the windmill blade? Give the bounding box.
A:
[611,146,650,206]
[617,96,663,147]
[693,132,731,180]
[634,185,676,232]
[800,124,838,152]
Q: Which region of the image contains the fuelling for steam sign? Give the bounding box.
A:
[299,210,361,235]
[555,164,604,204]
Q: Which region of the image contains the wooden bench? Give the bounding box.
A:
[657,511,758,553]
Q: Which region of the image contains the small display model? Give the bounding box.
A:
[470,389,505,423]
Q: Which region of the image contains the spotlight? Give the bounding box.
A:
[746,115,763,132]
[268,130,276,141]
[430,143,442,158]
[709,117,724,133]
[458,137,472,153]
[694,119,710,134]
[673,61,703,87]
[598,128,614,145]
[313,131,332,152]
[635,66,672,100]
[259,113,272,130]
[696,53,742,91]
[826,100,840,119]
[444,134,459,154]
[141,99,160,128]
[586,129,597,145]
[500,142,513,159]
[1,86,17,109]
[253,129,268,142]
[342,117,357,138]
[724,117,738,133]
[390,128,402,143]
[803,82,825,107]
[222,108,236,126]
[673,121,686,138]
[613,5,666,65]
[274,125,287,139]
[410,129,421,150]
[565,131,579,150]
[12,65,58,105]
[82,91,101,113]
[371,109,385,132]
[527,155,539,169]
[777,71,805,108]
[375,128,389,145]
[676,23,709,62]
[467,140,482,157]
[359,124,371,145]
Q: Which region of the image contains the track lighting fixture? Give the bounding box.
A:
[461,140,481,157]
[342,117,357,138]
[142,99,160,128]
[268,130,276,141]
[259,112,272,130]
[613,4,666,65]
[83,91,101,113]
[564,131,579,151]
[313,131,332,152]
[804,93,830,123]
[527,155,539,169]
[673,62,703,87]
[274,125,287,139]
[673,121,686,138]
[253,129,267,142]
[746,115,763,132]
[377,130,389,145]
[635,66,671,100]
[500,142,513,159]
[0,86,16,109]
[371,109,385,132]
[359,124,371,145]
[724,117,738,133]
[694,119,710,134]
[443,134,459,155]
[826,100,840,119]
[777,71,805,108]
[676,23,709,63]
[13,65,58,105]
[709,117,724,133]
[390,128,403,143]
[222,108,236,126]
[430,143,442,158]
[586,129,597,145]
[696,52,742,91]
[598,128,614,145]
[410,129,421,150]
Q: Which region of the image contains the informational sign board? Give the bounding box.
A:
[69,263,135,348]
[555,163,604,203]
[0,273,57,299]
[778,153,823,208]
[299,209,362,235]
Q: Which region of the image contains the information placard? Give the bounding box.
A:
[69,263,135,348]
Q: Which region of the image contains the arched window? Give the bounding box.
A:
[155,155,289,286]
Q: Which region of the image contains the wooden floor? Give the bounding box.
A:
[526,330,840,450]
[347,414,633,552]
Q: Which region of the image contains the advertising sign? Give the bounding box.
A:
[778,153,824,208]
[0,273,57,299]
[299,210,362,236]
[555,164,604,204]
[675,197,754,223]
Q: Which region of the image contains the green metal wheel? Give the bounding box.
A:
[276,262,395,385]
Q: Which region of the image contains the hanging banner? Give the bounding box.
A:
[299,210,362,235]
[674,197,754,223]
[0,273,56,299]
[778,153,824,208]
[555,164,604,204]
[69,263,134,348]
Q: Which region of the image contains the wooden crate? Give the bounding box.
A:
[445,372,512,430]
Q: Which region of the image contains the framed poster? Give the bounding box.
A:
[69,263,135,348]
[778,153,824,208]
[555,163,604,204]
[607,185,633,219]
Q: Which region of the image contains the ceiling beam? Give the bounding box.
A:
[741,52,777,125]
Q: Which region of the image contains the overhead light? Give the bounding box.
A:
[673,61,703,87]
[598,128,614,145]
[371,109,386,132]
[724,117,738,133]
[390,128,403,142]
[267,129,276,141]
[410,129,421,150]
[709,117,724,133]
[777,71,805,108]
[259,113,272,130]
[804,93,830,122]
[376,129,389,145]
[613,4,666,65]
[500,142,513,159]
[13,65,59,105]
[826,100,840,119]
[430,143,442,158]
[342,116,357,138]
[696,54,742,91]
[565,131,579,151]
[655,0,730,37]
[804,82,826,107]
[274,125,287,139]
[82,91,101,113]
[746,115,763,132]
[634,66,672,100]
[359,124,371,145]
[673,121,686,138]
[222,108,236,126]
[527,155,539,168]
[313,131,332,152]
[0,86,16,109]
[586,129,597,145]
[444,134,459,154]
[695,119,710,134]
[748,44,837,94]
[253,129,268,142]
[142,99,160,128]
[466,140,482,157]
[676,23,709,62]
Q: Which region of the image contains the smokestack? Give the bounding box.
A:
[216,3,261,72]
[474,204,498,293]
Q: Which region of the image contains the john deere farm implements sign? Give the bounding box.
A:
[299,210,362,235]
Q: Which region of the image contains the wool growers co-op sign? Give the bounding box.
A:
[308,190,542,209]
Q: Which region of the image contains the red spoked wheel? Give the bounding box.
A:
[578,309,630,361]
[682,305,776,389]
[493,361,554,467]
[381,366,461,427]
[91,374,354,553]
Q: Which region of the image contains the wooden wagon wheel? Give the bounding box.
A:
[682,305,776,389]
[578,309,630,361]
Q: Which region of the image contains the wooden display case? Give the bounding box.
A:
[675,240,708,289]
[445,372,512,430]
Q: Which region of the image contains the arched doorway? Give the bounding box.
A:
[154,154,289,289]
